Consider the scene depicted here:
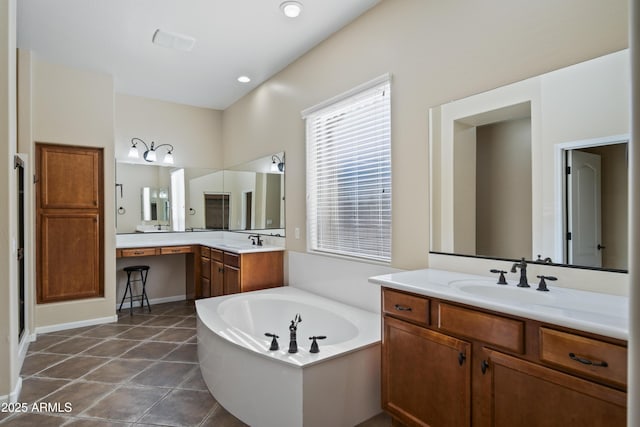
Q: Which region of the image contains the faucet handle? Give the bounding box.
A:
[264,333,279,351]
[309,336,327,353]
[489,269,508,285]
[536,275,557,292]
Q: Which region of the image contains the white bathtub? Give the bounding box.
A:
[196,286,382,427]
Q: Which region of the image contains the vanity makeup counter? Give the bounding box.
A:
[116,231,285,254]
[116,232,284,299]
[369,269,628,427]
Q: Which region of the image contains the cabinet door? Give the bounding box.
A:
[383,316,471,427]
[485,350,626,427]
[224,265,240,295]
[36,144,104,303]
[211,260,224,297]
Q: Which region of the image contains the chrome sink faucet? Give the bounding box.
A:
[511,257,530,288]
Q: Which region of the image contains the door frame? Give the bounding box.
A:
[553,134,629,264]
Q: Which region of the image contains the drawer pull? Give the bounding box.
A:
[568,352,608,367]
[394,304,412,312]
[481,360,489,374]
[134,251,144,255]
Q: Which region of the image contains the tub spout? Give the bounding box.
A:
[288,314,302,353]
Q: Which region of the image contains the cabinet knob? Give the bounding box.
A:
[458,352,466,366]
[481,360,489,374]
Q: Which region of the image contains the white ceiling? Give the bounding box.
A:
[17,0,381,110]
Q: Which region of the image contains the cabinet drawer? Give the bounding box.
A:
[382,288,429,326]
[438,303,524,353]
[224,252,240,268]
[160,245,192,255]
[539,327,627,388]
[121,247,158,257]
[210,248,223,262]
[200,246,210,259]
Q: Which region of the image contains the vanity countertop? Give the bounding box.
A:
[116,232,285,254]
[369,269,628,341]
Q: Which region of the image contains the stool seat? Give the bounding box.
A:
[119,265,151,315]
[124,265,150,272]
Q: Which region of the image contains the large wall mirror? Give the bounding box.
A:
[116,152,285,236]
[430,49,629,272]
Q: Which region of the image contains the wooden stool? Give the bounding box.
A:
[119,265,151,315]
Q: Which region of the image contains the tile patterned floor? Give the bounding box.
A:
[1,300,390,427]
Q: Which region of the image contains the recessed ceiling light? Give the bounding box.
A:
[152,29,196,52]
[237,76,251,83]
[280,1,302,18]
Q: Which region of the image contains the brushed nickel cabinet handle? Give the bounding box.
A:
[394,304,412,312]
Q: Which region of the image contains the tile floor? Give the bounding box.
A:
[1,300,390,427]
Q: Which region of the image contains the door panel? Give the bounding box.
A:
[37,144,104,303]
[567,150,602,267]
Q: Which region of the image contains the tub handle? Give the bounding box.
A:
[394,304,412,312]
[265,333,279,351]
[309,336,327,353]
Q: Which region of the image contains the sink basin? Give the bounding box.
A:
[449,280,556,305]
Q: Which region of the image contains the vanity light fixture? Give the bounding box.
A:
[271,154,285,172]
[280,1,302,18]
[237,75,251,83]
[128,137,175,164]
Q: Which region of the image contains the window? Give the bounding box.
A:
[303,75,392,262]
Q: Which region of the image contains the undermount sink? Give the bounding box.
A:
[449,280,556,305]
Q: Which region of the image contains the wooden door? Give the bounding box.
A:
[383,316,471,427]
[223,265,240,295]
[36,144,104,303]
[211,259,224,296]
[486,350,626,427]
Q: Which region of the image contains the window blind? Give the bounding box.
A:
[305,77,391,262]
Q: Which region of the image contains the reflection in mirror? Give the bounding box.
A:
[561,139,628,270]
[429,49,629,271]
[116,152,285,236]
[225,151,285,235]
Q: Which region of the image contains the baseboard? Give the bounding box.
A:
[115,294,185,310]
[0,377,22,404]
[34,315,119,335]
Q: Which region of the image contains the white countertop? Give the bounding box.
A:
[116,231,285,254]
[369,268,629,341]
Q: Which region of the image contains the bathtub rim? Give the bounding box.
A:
[195,286,381,368]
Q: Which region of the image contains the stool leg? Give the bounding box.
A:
[119,271,132,313]
[141,269,151,313]
[129,271,134,316]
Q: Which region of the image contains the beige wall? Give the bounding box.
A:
[115,94,223,169]
[222,0,628,274]
[476,118,532,259]
[0,0,18,400]
[18,52,118,328]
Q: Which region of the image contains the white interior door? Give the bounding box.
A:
[567,150,602,267]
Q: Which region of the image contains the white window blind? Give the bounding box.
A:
[304,76,391,263]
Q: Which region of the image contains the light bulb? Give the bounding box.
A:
[280,1,302,18]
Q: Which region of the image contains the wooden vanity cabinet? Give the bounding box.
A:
[381,287,627,427]
[197,246,283,298]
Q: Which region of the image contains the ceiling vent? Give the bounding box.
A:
[152,29,196,52]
